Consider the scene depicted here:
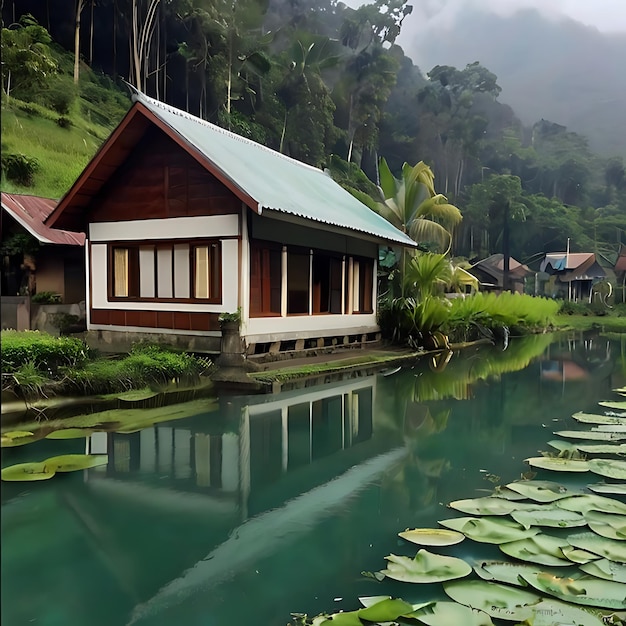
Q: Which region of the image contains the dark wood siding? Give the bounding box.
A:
[90,127,240,222]
[90,309,220,331]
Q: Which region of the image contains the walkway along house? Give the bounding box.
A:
[45,92,416,355]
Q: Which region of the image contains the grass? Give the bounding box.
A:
[552,315,626,333]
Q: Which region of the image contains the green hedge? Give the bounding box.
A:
[1,330,89,373]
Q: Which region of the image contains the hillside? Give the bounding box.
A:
[402,7,626,160]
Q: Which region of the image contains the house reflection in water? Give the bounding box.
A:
[85,377,376,519]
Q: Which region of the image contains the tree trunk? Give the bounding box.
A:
[502,201,511,292]
[74,0,85,84]
[89,0,94,66]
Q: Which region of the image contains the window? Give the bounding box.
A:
[287,250,310,314]
[109,240,221,302]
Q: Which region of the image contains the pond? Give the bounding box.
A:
[2,332,624,626]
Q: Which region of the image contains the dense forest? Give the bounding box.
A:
[1,0,625,265]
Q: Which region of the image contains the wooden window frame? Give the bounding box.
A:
[107,239,222,304]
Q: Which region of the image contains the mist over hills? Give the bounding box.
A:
[400,7,626,159]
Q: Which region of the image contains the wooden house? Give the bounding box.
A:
[1,192,85,301]
[540,252,606,301]
[46,92,415,354]
[469,253,531,294]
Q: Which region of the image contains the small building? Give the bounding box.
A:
[45,92,415,354]
[469,253,531,294]
[1,192,85,301]
[616,245,626,304]
[540,252,606,301]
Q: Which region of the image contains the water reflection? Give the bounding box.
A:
[1,333,624,626]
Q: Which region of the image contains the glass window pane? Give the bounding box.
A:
[195,246,209,298]
[114,248,128,297]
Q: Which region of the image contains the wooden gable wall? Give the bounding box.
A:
[90,126,241,223]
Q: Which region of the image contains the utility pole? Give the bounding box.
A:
[502,201,510,292]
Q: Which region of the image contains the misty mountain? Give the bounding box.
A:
[402,7,626,159]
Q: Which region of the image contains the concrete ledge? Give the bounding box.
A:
[83,329,221,355]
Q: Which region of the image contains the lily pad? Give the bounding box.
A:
[0,431,40,447]
[580,558,626,583]
[448,497,538,516]
[438,516,539,544]
[585,510,626,540]
[1,461,56,481]
[44,454,108,472]
[442,580,541,622]
[525,456,590,472]
[499,534,573,566]
[599,400,626,410]
[398,528,465,546]
[557,493,626,515]
[473,560,549,587]
[588,458,626,480]
[489,486,529,501]
[577,443,626,455]
[409,601,495,626]
[520,571,626,610]
[560,545,601,564]
[588,482,626,496]
[356,597,415,622]
[46,428,94,440]
[510,506,587,529]
[554,429,626,441]
[567,531,626,562]
[381,549,472,583]
[505,480,578,503]
[572,412,626,425]
[596,424,626,433]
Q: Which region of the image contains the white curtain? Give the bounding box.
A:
[114,248,128,297]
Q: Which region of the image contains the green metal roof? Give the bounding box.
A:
[134,92,416,247]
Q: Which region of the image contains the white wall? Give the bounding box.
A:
[89,216,239,314]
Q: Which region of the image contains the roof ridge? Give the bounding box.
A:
[134,91,324,177]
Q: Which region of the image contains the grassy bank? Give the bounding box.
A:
[553,314,626,333]
[1,330,212,400]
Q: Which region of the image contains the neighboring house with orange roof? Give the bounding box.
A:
[539,251,606,301]
[1,192,85,304]
[469,253,531,294]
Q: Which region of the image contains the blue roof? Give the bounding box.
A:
[134,92,416,248]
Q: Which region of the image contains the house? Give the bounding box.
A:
[1,192,85,301]
[1,193,86,331]
[469,253,531,294]
[616,245,626,303]
[540,252,606,301]
[45,91,415,354]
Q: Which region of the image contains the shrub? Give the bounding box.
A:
[1,152,40,186]
[56,116,71,129]
[1,330,89,373]
[44,78,76,114]
[31,291,61,303]
[558,300,587,315]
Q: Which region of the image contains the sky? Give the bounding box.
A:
[343,0,626,34]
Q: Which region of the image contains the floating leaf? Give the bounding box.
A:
[381,549,472,583]
[572,412,626,425]
[588,482,626,496]
[520,571,626,610]
[46,428,94,440]
[577,443,626,455]
[448,497,538,516]
[511,506,587,529]
[438,516,539,544]
[505,480,578,503]
[554,430,626,441]
[546,440,579,454]
[499,534,572,566]
[557,494,626,515]
[580,558,626,583]
[409,601,494,626]
[398,528,465,546]
[595,424,626,433]
[567,531,626,562]
[585,510,626,540]
[2,430,34,439]
[1,461,55,481]
[490,486,528,501]
[525,456,590,472]
[442,580,541,622]
[599,401,626,410]
[588,458,626,480]
[560,545,600,564]
[473,560,549,587]
[1,431,40,447]
[356,597,414,622]
[44,454,108,472]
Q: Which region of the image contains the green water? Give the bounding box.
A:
[2,333,624,626]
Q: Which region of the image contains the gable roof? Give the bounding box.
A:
[472,253,531,280]
[540,252,605,282]
[1,192,85,246]
[616,245,626,273]
[47,92,416,248]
